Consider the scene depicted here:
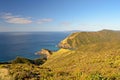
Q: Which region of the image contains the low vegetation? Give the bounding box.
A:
[10,56,46,65]
[1,30,120,80]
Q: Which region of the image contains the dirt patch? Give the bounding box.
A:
[0,68,11,80]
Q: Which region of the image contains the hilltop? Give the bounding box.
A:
[58,29,120,49]
[1,30,120,80]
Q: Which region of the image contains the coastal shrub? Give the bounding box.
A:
[11,56,47,65]
[13,71,40,80]
[11,56,33,64]
[33,58,46,65]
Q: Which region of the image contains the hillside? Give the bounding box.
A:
[42,30,120,80]
[58,30,120,49]
[1,30,120,80]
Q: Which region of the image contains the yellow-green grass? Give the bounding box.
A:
[42,45,120,80]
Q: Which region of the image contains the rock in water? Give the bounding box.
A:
[36,49,52,59]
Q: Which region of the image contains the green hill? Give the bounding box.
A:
[1,30,120,80]
[42,30,120,80]
[58,30,120,49]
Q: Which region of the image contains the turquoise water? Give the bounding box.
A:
[0,32,69,62]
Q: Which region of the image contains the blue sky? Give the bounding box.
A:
[0,0,120,32]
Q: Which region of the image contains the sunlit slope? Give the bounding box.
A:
[43,30,120,79]
[58,30,120,49]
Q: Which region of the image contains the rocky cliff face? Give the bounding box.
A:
[58,32,80,49]
[36,49,52,59]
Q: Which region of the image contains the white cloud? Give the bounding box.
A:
[37,18,53,24]
[0,13,54,25]
[1,13,32,24]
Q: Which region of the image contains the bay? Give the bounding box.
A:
[0,32,69,62]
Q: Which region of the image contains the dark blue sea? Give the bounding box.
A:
[0,32,69,62]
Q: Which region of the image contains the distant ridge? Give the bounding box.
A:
[58,29,120,49]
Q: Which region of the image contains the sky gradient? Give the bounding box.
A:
[0,0,120,32]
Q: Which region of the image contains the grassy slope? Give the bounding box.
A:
[59,30,120,49]
[42,30,120,80]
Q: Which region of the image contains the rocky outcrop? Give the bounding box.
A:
[58,32,79,49]
[35,49,52,59]
[58,42,72,49]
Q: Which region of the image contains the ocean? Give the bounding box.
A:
[0,32,69,62]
